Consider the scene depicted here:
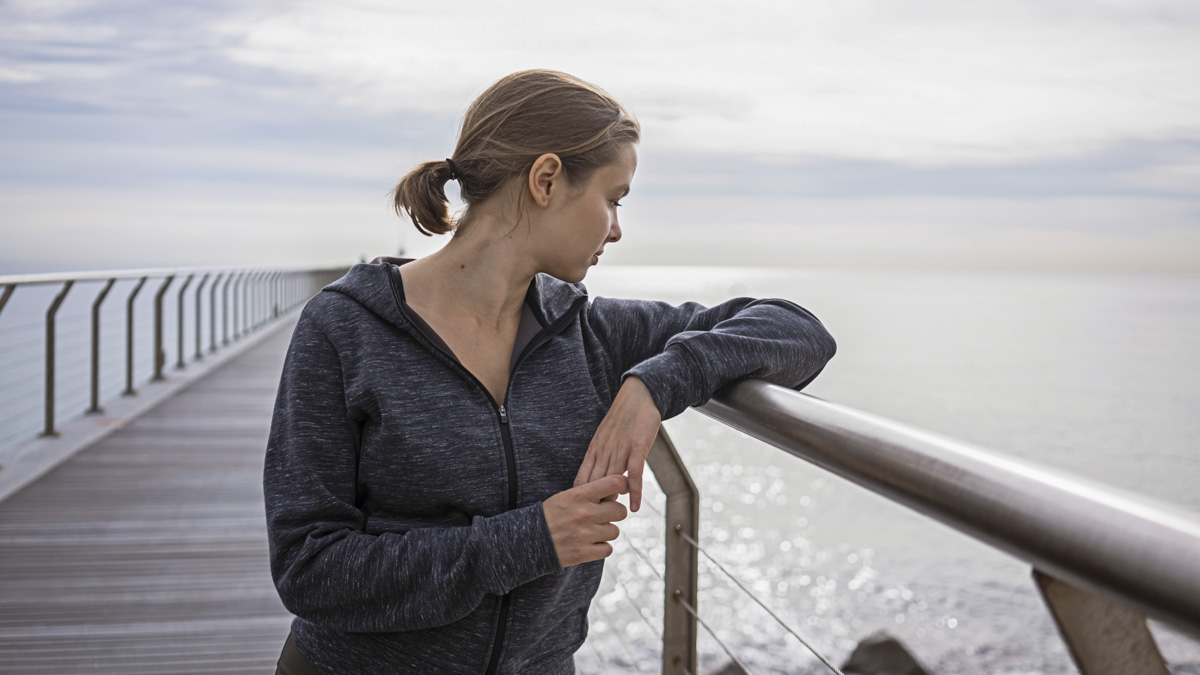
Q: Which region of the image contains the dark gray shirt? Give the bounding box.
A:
[263,258,836,674]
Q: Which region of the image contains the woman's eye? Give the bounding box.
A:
[611,200,623,207]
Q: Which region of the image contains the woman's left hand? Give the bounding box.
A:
[574,375,662,513]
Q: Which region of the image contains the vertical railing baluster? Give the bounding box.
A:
[1033,570,1170,675]
[241,270,252,336]
[271,270,281,319]
[249,270,259,331]
[87,278,116,414]
[645,426,699,675]
[262,270,272,325]
[175,274,193,371]
[0,283,14,317]
[152,276,174,382]
[41,280,75,438]
[123,277,148,396]
[223,272,234,346]
[231,271,241,340]
[194,273,209,362]
[208,269,220,353]
[252,270,262,330]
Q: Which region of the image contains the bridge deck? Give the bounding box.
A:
[0,316,299,674]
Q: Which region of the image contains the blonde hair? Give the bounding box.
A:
[393,69,640,237]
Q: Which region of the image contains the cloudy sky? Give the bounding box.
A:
[1,0,1198,273]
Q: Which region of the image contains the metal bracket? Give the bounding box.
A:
[1033,568,1170,675]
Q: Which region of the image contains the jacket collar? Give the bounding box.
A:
[323,256,588,333]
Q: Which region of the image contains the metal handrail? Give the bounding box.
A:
[0,264,350,440]
[690,379,1199,673]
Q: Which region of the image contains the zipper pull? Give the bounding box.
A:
[498,404,509,424]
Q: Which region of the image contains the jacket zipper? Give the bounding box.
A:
[483,403,515,675]
[483,297,584,675]
[386,269,587,675]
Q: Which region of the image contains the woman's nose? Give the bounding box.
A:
[608,220,621,243]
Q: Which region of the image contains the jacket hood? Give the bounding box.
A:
[323,256,589,333]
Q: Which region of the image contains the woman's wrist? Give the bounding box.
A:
[618,375,662,424]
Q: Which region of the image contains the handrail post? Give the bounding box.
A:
[123,276,148,396]
[231,271,242,340]
[1033,569,1170,675]
[241,270,252,336]
[222,272,234,346]
[87,278,116,414]
[41,280,74,437]
[244,269,254,329]
[0,283,14,317]
[152,276,174,382]
[194,273,209,362]
[645,425,699,675]
[271,270,280,319]
[254,270,264,329]
[175,273,193,370]
[209,272,222,354]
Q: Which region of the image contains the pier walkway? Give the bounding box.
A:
[0,315,299,674]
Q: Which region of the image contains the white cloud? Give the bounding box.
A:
[0,66,42,83]
[215,0,1200,165]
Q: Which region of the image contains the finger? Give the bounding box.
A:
[594,523,620,542]
[627,457,644,513]
[599,499,628,522]
[578,473,628,502]
[591,542,614,560]
[587,448,614,484]
[574,446,597,488]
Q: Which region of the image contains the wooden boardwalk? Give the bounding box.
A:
[0,316,300,674]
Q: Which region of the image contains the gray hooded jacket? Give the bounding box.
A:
[263,257,836,674]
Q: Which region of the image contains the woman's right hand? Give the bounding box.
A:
[542,474,629,568]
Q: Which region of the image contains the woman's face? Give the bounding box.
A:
[547,143,637,282]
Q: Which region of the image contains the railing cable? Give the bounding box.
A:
[680,530,846,675]
[612,575,663,640]
[676,594,754,675]
[594,600,648,674]
[623,539,665,581]
[643,501,845,674]
[585,633,610,673]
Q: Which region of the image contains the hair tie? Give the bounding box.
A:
[445,158,459,181]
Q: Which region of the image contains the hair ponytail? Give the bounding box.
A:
[392,160,458,237]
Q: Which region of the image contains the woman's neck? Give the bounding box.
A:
[404,224,536,331]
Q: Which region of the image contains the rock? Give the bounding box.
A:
[840,630,932,675]
[707,662,749,675]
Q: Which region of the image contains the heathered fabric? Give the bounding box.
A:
[263,257,837,675]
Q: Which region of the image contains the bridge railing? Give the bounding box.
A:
[633,380,1200,674]
[0,265,349,448]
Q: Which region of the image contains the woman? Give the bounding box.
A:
[265,69,836,675]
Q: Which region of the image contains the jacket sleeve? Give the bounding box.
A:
[586,295,837,421]
[262,311,563,633]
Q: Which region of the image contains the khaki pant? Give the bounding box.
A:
[275,632,324,675]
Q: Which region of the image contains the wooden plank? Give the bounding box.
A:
[0,318,299,674]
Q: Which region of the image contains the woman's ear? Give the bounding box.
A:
[527,153,563,208]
